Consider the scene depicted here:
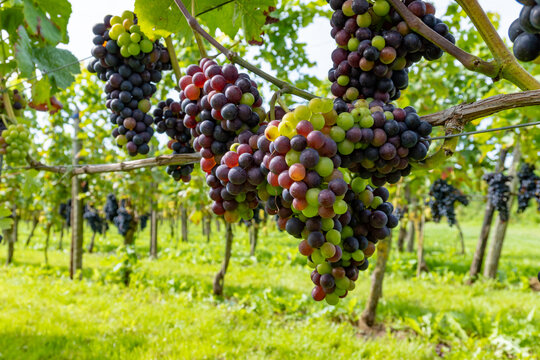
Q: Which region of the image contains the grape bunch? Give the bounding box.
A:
[140,214,149,230]
[104,193,119,222]
[153,98,195,182]
[509,0,540,62]
[327,0,455,103]
[261,98,398,304]
[428,179,469,226]
[334,98,432,185]
[88,10,172,156]
[517,163,540,212]
[113,200,134,236]
[0,124,31,165]
[208,128,266,222]
[178,58,265,174]
[0,89,27,116]
[59,200,72,227]
[483,172,513,221]
[83,205,108,234]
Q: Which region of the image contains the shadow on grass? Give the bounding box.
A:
[0,332,147,360]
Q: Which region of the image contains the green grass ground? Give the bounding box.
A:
[0,204,539,360]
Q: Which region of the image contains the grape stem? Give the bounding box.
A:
[171,0,317,100]
[165,36,182,88]
[387,0,498,78]
[454,0,540,91]
[191,1,209,59]
[269,90,282,121]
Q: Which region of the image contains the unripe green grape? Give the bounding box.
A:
[357,13,371,27]
[326,229,341,245]
[337,75,349,86]
[352,250,365,262]
[342,225,354,239]
[321,218,334,232]
[140,39,154,53]
[371,196,383,209]
[325,293,339,305]
[372,36,385,50]
[302,205,319,218]
[117,32,131,46]
[329,126,346,143]
[306,188,320,206]
[130,32,141,43]
[337,140,354,155]
[360,115,374,128]
[285,149,300,166]
[317,262,332,274]
[294,105,311,121]
[311,250,325,264]
[240,93,255,106]
[310,113,325,130]
[128,43,140,56]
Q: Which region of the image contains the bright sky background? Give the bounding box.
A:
[62,0,522,81]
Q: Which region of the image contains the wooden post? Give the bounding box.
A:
[484,142,521,279]
[4,204,16,265]
[360,233,392,327]
[249,219,259,256]
[405,219,416,252]
[205,216,211,243]
[123,218,138,286]
[24,215,39,247]
[213,222,233,296]
[87,232,96,253]
[70,114,84,280]
[44,223,51,265]
[396,184,410,252]
[468,148,508,283]
[455,220,465,255]
[150,206,158,259]
[416,212,427,277]
[58,221,65,250]
[181,208,188,242]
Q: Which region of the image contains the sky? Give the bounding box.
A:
[62,0,523,81]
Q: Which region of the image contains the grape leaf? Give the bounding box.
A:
[31,77,51,106]
[234,0,276,42]
[22,0,62,45]
[0,6,24,35]
[32,47,80,89]
[14,25,34,78]
[134,0,191,40]
[32,0,72,43]
[0,205,13,231]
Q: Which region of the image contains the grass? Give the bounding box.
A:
[0,204,539,360]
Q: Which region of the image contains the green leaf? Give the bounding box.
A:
[23,0,62,44]
[134,0,190,40]
[32,47,80,89]
[0,206,11,218]
[0,218,13,231]
[14,25,34,78]
[31,77,51,106]
[32,0,72,43]
[0,6,24,35]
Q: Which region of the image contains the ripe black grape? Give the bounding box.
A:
[428,179,469,226]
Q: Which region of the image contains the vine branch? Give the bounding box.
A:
[172,0,316,100]
[23,153,202,175]
[387,0,498,77]
[421,89,540,126]
[454,0,540,91]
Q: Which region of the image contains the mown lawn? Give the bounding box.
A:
[0,205,539,360]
